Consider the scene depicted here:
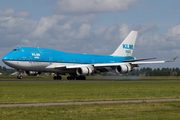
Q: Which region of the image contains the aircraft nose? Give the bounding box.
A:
[2,54,10,61]
[2,56,8,61]
[2,55,8,64]
[2,60,8,65]
[2,55,18,68]
[2,54,11,65]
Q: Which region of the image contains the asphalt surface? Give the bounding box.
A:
[0,99,180,108]
[1,79,180,82]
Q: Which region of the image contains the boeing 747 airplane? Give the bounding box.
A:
[2,31,177,80]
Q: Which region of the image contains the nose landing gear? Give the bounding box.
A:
[17,70,24,79]
[17,75,23,79]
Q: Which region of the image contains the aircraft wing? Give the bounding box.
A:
[94,56,177,73]
[46,57,177,70]
[94,56,178,67]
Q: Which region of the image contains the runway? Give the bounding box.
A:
[0,79,180,82]
[0,99,180,108]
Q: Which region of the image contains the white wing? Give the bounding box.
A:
[46,57,177,69]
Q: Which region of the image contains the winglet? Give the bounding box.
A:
[166,56,178,62]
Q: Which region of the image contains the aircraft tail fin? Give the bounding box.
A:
[111,31,138,57]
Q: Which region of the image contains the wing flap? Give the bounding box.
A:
[66,64,92,69]
[94,63,126,67]
[46,64,93,69]
[46,64,66,69]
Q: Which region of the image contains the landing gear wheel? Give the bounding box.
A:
[17,70,24,79]
[53,73,62,80]
[17,76,23,79]
[53,76,57,80]
[67,76,76,80]
[58,76,62,80]
[76,76,86,80]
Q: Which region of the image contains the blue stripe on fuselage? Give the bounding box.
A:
[2,47,135,64]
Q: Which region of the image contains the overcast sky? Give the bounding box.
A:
[0,0,180,68]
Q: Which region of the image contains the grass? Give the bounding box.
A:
[1,101,180,120]
[1,80,180,120]
[0,75,53,80]
[0,81,180,104]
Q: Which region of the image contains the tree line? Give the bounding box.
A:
[132,67,180,76]
[0,66,16,75]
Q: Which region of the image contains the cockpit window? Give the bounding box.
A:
[13,49,20,51]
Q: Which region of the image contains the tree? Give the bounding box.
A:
[2,66,7,72]
[0,66,2,72]
[177,69,180,76]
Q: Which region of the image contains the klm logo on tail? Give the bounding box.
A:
[111,31,137,56]
[123,44,133,49]
[123,44,133,54]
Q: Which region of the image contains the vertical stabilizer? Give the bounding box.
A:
[111,31,138,57]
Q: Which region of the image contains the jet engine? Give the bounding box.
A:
[76,67,93,76]
[25,71,41,76]
[115,64,132,74]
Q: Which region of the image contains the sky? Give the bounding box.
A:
[0,0,180,69]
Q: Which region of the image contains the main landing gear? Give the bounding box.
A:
[53,73,86,80]
[53,73,62,80]
[76,76,86,80]
[67,75,86,80]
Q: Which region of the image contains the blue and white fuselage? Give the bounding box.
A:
[2,47,134,72]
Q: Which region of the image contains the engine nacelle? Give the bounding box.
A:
[76,67,93,76]
[25,71,41,76]
[115,64,132,74]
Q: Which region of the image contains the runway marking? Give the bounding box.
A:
[1,99,180,108]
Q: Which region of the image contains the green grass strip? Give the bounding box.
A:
[0,81,180,104]
[1,75,180,80]
[1,101,180,120]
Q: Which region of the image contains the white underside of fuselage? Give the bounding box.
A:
[3,60,77,73]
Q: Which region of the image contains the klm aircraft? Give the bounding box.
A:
[2,31,177,80]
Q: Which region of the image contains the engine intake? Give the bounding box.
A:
[115,64,132,74]
[76,67,93,76]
